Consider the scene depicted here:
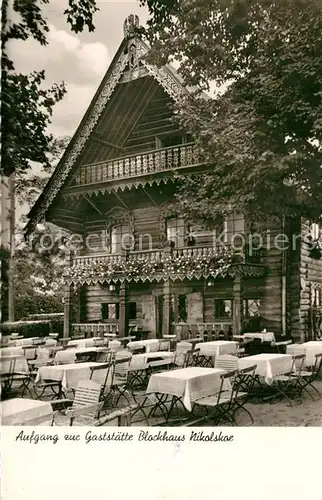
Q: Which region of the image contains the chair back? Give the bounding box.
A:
[54,349,76,365]
[37,347,51,360]
[214,354,238,372]
[216,370,237,405]
[174,341,192,366]
[313,353,322,375]
[185,347,200,367]
[158,340,170,351]
[109,340,122,353]
[44,338,57,347]
[73,380,102,409]
[89,358,113,395]
[292,354,305,374]
[112,357,131,386]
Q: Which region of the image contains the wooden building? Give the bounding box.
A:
[26,15,322,342]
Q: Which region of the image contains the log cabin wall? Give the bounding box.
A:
[299,219,322,340]
[286,218,302,340]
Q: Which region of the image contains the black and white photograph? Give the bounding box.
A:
[1,0,322,435]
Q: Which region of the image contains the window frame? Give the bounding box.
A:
[101,302,120,321]
[166,217,187,248]
[214,298,233,319]
[108,223,132,254]
[242,298,261,318]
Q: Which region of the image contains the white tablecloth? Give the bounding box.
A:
[243,332,275,343]
[1,346,24,357]
[127,339,160,353]
[130,351,175,371]
[10,338,40,347]
[1,398,53,425]
[195,341,238,357]
[146,367,229,411]
[287,342,322,367]
[35,362,109,391]
[0,355,29,375]
[238,353,293,383]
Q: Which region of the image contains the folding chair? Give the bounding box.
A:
[173,342,192,367]
[1,356,33,398]
[193,370,238,426]
[271,354,305,406]
[53,350,76,365]
[214,354,239,372]
[232,365,257,425]
[89,355,113,404]
[51,380,103,426]
[293,353,322,401]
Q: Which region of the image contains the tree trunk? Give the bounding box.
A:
[8,174,15,322]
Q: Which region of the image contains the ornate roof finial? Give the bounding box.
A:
[123,14,140,39]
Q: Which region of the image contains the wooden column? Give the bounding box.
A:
[119,282,129,337]
[162,279,171,336]
[63,250,72,338]
[232,273,242,335]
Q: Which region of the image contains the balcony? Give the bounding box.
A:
[73,143,199,186]
[65,245,265,285]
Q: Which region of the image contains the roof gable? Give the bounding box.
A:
[26,30,189,234]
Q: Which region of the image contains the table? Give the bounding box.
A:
[287,342,322,367]
[130,351,175,371]
[1,398,53,425]
[146,367,229,411]
[0,355,29,375]
[238,353,294,383]
[243,332,275,343]
[127,339,160,353]
[1,346,24,357]
[35,362,109,391]
[67,337,103,349]
[195,340,238,357]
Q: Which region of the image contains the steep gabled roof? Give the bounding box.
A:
[26,19,193,235]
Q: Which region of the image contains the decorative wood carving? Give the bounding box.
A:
[105,206,134,233]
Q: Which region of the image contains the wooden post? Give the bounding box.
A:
[63,250,72,338]
[63,284,71,339]
[119,282,129,337]
[162,279,171,336]
[232,274,242,335]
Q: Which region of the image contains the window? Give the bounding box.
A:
[310,223,320,241]
[178,295,188,322]
[225,212,245,246]
[129,302,137,320]
[243,299,261,317]
[156,134,186,149]
[312,288,322,307]
[214,299,232,318]
[166,217,185,247]
[110,224,132,253]
[101,303,119,320]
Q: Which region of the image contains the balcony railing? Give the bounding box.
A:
[66,245,264,285]
[74,143,199,186]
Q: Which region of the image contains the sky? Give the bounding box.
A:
[7,1,149,221]
[8,0,149,139]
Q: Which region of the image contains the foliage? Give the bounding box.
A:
[0,319,63,338]
[65,246,234,284]
[1,0,99,179]
[141,0,322,225]
[11,222,69,319]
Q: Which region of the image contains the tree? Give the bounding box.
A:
[1,0,100,320]
[140,0,322,226]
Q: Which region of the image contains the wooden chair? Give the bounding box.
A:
[271,354,305,406]
[193,371,238,426]
[293,353,322,401]
[1,356,33,398]
[51,380,103,426]
[173,341,192,367]
[214,354,239,372]
[158,339,170,351]
[53,350,76,365]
